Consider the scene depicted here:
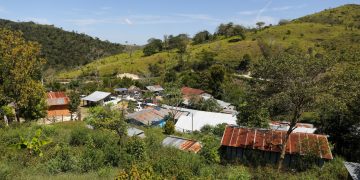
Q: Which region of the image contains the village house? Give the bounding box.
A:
[81,91,111,106]
[114,88,128,96]
[46,92,71,121]
[220,125,333,167]
[146,85,164,95]
[181,86,236,114]
[162,136,202,153]
[126,107,183,127]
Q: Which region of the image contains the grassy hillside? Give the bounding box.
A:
[57,4,360,79]
[296,4,360,27]
[0,19,125,72]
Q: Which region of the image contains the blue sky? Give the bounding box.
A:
[0,0,358,45]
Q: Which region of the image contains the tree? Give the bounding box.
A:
[163,83,183,121]
[215,22,246,39]
[163,120,175,135]
[254,52,329,170]
[0,29,47,122]
[143,38,163,56]
[236,93,270,128]
[209,64,226,98]
[68,91,80,120]
[278,19,290,25]
[168,34,189,53]
[192,30,212,45]
[238,54,251,72]
[85,105,127,139]
[256,21,265,29]
[148,63,161,77]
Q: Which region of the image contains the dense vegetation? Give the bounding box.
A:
[0,121,348,179]
[0,19,125,73]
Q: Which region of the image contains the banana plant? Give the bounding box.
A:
[17,129,51,157]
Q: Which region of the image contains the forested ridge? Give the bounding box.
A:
[0,19,125,72]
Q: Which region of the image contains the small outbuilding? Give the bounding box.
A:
[114,88,128,96]
[220,125,333,167]
[162,136,202,153]
[47,92,71,121]
[81,91,111,106]
[146,85,164,94]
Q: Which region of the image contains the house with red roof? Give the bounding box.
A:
[47,92,71,121]
[220,125,333,167]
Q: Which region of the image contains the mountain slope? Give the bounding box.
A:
[295,4,360,27]
[0,19,125,72]
[57,4,360,79]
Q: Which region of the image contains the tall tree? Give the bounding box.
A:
[68,91,80,120]
[254,52,329,170]
[256,21,265,29]
[0,28,46,122]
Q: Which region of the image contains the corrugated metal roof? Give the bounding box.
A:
[127,127,146,138]
[221,126,333,160]
[114,88,128,92]
[81,91,111,102]
[162,136,202,153]
[146,85,164,92]
[126,107,182,125]
[47,92,69,106]
[181,87,205,96]
[269,121,317,133]
[344,162,360,180]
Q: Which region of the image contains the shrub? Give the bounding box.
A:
[80,146,105,172]
[126,137,146,161]
[69,127,90,146]
[47,145,79,174]
[163,121,175,135]
[0,163,12,180]
[226,166,251,180]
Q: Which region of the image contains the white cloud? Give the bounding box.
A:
[24,17,51,25]
[125,18,132,25]
[238,3,307,16]
[100,7,112,10]
[67,13,222,26]
[237,10,259,16]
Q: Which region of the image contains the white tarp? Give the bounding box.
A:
[175,110,237,132]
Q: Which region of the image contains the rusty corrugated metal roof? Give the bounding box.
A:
[162,136,202,153]
[47,92,70,106]
[181,87,205,96]
[221,126,333,160]
[126,107,183,125]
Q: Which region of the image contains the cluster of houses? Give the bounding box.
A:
[45,84,351,171]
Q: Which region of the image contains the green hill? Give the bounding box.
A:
[295,4,360,28]
[0,19,125,73]
[57,4,360,79]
